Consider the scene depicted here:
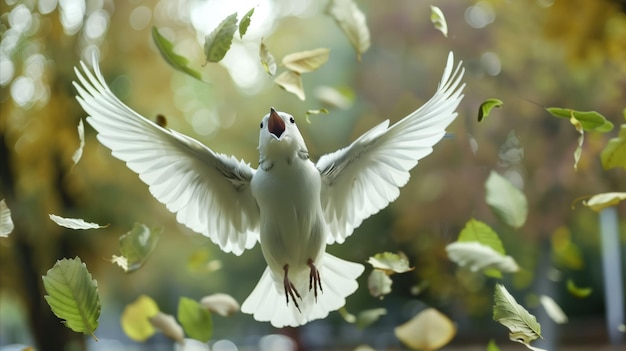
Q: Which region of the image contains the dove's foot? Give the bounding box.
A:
[307,259,323,302]
[283,264,302,312]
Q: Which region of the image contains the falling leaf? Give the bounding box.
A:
[259,40,277,76]
[368,269,392,299]
[395,308,456,350]
[42,257,101,340]
[152,27,203,81]
[314,85,354,109]
[339,307,357,323]
[110,255,129,271]
[150,312,184,343]
[121,295,160,342]
[367,252,414,274]
[485,171,528,228]
[583,192,626,212]
[487,339,501,351]
[600,123,626,170]
[72,119,85,166]
[178,297,213,342]
[446,241,519,275]
[539,295,568,324]
[200,293,240,317]
[493,284,542,345]
[478,98,503,122]
[356,308,387,329]
[238,8,254,39]
[551,226,583,270]
[569,115,584,171]
[204,13,238,64]
[305,108,329,123]
[326,0,370,61]
[274,70,305,100]
[116,223,161,273]
[282,48,330,73]
[430,5,448,37]
[566,279,592,298]
[457,219,506,254]
[49,214,107,230]
[0,199,14,237]
[546,107,614,132]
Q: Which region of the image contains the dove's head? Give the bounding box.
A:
[258,108,308,161]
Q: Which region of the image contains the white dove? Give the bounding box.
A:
[73,52,464,328]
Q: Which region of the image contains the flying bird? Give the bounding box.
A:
[73,52,465,328]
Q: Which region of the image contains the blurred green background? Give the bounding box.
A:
[1,0,625,350]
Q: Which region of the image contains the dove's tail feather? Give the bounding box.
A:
[241,253,364,328]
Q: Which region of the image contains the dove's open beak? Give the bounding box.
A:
[268,108,285,139]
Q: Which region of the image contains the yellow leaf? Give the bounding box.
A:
[282,48,330,73]
[274,70,305,100]
[583,192,626,212]
[395,308,456,350]
[121,295,160,342]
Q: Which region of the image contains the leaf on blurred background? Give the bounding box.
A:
[458,219,506,254]
[42,257,100,340]
[478,98,503,122]
[274,70,305,100]
[493,284,542,345]
[187,247,223,273]
[546,107,614,132]
[446,242,519,277]
[314,85,354,109]
[487,339,501,351]
[49,214,107,230]
[430,5,448,37]
[116,223,161,273]
[150,312,184,344]
[600,123,626,170]
[566,279,592,298]
[326,0,370,61]
[339,307,357,323]
[204,13,238,64]
[178,297,213,342]
[356,308,387,329]
[71,119,85,166]
[239,8,254,39]
[539,295,568,324]
[121,295,160,342]
[551,226,583,270]
[305,108,329,123]
[485,171,528,228]
[569,115,584,171]
[152,27,203,81]
[367,252,414,274]
[368,269,392,299]
[282,48,330,73]
[200,293,240,317]
[583,192,626,212]
[259,40,277,76]
[0,199,14,237]
[395,308,456,351]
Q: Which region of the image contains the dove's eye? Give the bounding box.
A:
[260,121,264,128]
[289,117,295,124]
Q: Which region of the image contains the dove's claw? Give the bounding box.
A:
[283,264,302,312]
[307,259,323,302]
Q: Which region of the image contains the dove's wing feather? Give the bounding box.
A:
[317,52,464,244]
[74,58,259,255]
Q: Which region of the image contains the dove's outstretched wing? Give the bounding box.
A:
[316,52,464,244]
[74,57,259,255]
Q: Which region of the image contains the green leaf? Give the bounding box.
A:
[178,297,213,342]
[42,257,101,340]
[326,0,370,61]
[259,39,277,76]
[367,252,414,274]
[356,308,387,329]
[339,307,357,323]
[493,284,542,344]
[204,13,238,64]
[487,339,500,351]
[282,48,330,73]
[274,70,305,100]
[583,192,626,212]
[121,295,160,342]
[569,115,584,171]
[458,219,505,254]
[238,8,254,39]
[600,124,626,170]
[152,27,203,81]
[430,5,448,37]
[478,98,503,122]
[485,171,528,228]
[305,108,329,123]
[566,279,592,298]
[546,107,614,132]
[117,223,161,273]
[367,269,392,299]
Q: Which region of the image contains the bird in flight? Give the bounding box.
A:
[73,52,464,328]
